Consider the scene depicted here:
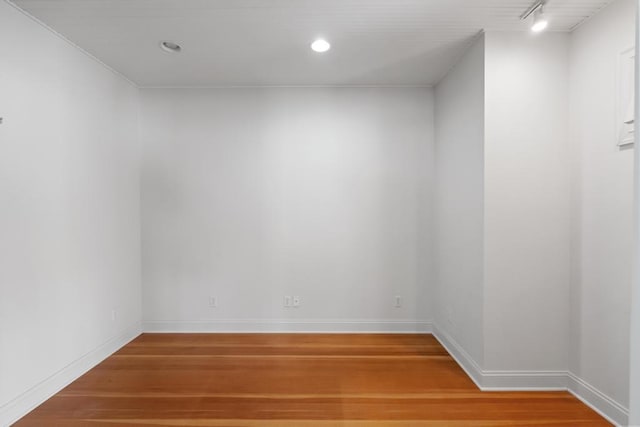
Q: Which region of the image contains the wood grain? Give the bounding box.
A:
[14,334,611,426]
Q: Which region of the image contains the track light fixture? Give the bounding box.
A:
[520,1,549,33]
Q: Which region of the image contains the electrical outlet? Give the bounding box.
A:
[111,309,117,322]
[209,296,217,308]
[394,296,402,308]
[284,296,292,308]
[292,296,301,308]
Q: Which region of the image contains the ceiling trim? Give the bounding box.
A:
[5,0,139,88]
[567,0,616,31]
[139,84,434,89]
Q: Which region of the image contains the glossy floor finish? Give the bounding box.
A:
[15,334,610,426]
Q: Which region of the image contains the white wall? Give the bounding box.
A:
[435,31,572,377]
[434,20,633,424]
[631,2,640,424]
[0,2,141,424]
[139,87,434,332]
[434,35,486,367]
[569,0,636,410]
[1,0,635,422]
[484,31,571,372]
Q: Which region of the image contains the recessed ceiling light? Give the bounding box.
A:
[311,39,331,53]
[160,41,182,53]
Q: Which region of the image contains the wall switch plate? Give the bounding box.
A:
[284,296,292,308]
[209,296,217,308]
[111,309,117,322]
[292,296,301,307]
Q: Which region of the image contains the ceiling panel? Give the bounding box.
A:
[12,0,614,86]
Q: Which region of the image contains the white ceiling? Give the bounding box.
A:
[13,0,613,87]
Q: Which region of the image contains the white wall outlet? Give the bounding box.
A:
[284,296,292,308]
[209,296,217,308]
[394,296,402,308]
[292,296,301,308]
[111,309,117,322]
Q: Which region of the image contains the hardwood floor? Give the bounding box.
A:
[15,334,610,426]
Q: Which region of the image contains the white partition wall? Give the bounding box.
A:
[484,31,571,377]
[434,32,572,386]
[433,35,486,375]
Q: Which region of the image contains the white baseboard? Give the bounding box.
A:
[0,322,142,427]
[432,324,484,388]
[432,324,628,426]
[143,319,433,334]
[568,372,629,427]
[481,370,568,390]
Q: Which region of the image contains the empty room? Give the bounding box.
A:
[2,0,640,425]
